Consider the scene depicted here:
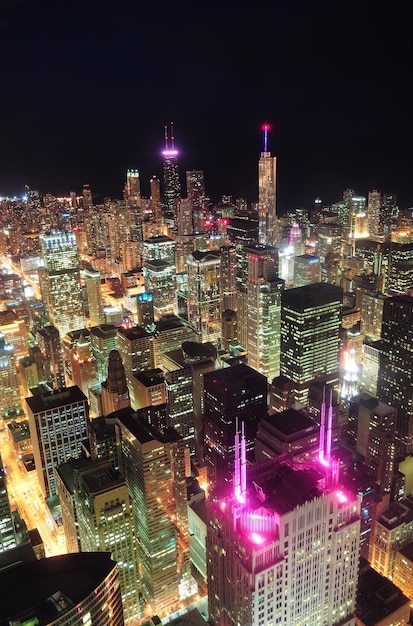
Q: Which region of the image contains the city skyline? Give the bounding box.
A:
[0,1,411,209]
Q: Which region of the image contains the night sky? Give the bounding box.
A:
[0,0,411,211]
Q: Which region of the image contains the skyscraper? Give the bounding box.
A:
[203,364,267,497]
[101,349,130,416]
[39,230,85,337]
[258,124,277,246]
[82,265,105,326]
[187,250,221,344]
[0,333,22,422]
[377,295,413,455]
[26,386,89,498]
[207,449,361,626]
[162,123,181,221]
[280,283,342,404]
[116,408,189,618]
[186,170,205,232]
[117,325,153,409]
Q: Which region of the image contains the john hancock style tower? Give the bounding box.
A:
[162,122,181,222]
[258,124,277,246]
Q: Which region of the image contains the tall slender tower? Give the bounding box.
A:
[162,122,181,221]
[258,124,277,246]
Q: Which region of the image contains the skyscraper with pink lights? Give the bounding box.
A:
[206,427,361,626]
[162,123,181,221]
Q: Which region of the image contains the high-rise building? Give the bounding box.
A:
[203,364,267,497]
[0,309,28,361]
[64,458,140,624]
[143,259,176,318]
[388,241,413,294]
[280,283,342,405]
[124,168,142,215]
[0,552,124,626]
[220,245,237,312]
[258,125,277,246]
[377,295,413,454]
[186,170,205,232]
[39,231,85,336]
[90,323,119,383]
[187,250,221,344]
[116,408,189,619]
[207,449,361,626]
[367,189,382,237]
[26,386,89,498]
[101,349,130,416]
[151,315,198,368]
[117,325,153,408]
[293,254,321,287]
[0,333,22,421]
[162,123,181,221]
[150,175,163,224]
[36,325,65,389]
[0,454,18,553]
[82,265,105,326]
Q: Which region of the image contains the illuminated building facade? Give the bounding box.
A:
[186,169,205,233]
[367,189,382,236]
[90,323,119,383]
[388,241,413,294]
[116,408,189,618]
[39,230,85,337]
[72,460,140,624]
[101,349,130,416]
[151,315,198,368]
[26,385,89,498]
[0,309,28,361]
[162,124,181,221]
[143,259,176,319]
[0,333,22,421]
[258,125,277,246]
[0,454,18,553]
[163,349,196,453]
[207,446,361,626]
[377,295,413,455]
[187,250,221,344]
[280,283,342,405]
[82,265,105,326]
[220,244,237,312]
[37,325,65,389]
[117,325,153,409]
[293,254,321,287]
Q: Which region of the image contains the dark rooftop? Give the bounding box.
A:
[25,385,88,413]
[356,562,410,626]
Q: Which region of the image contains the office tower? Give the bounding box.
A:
[163,349,196,452]
[360,291,385,341]
[117,326,153,408]
[65,459,140,624]
[0,552,124,626]
[124,168,141,209]
[82,183,93,210]
[269,374,295,413]
[36,325,65,389]
[220,245,237,311]
[136,293,155,329]
[132,368,165,411]
[176,197,193,235]
[186,170,205,232]
[377,295,413,454]
[294,254,321,287]
[116,408,189,618]
[26,385,89,498]
[227,217,259,248]
[122,236,141,271]
[280,283,342,405]
[82,265,105,326]
[39,231,85,336]
[371,499,413,579]
[143,259,176,318]
[142,235,175,264]
[388,241,413,294]
[70,334,97,396]
[18,354,40,397]
[0,309,28,360]
[0,333,22,421]
[0,454,18,553]
[90,323,119,383]
[151,315,198,368]
[62,328,91,385]
[221,309,237,350]
[207,449,361,626]
[100,351,129,417]
[255,408,319,463]
[258,124,277,246]
[162,123,181,221]
[317,222,341,261]
[367,189,382,236]
[187,250,221,344]
[150,175,163,224]
[203,364,267,497]
[348,394,396,493]
[381,192,398,231]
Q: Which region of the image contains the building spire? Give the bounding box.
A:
[262,123,270,153]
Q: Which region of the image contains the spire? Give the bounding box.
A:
[262,123,270,153]
[164,125,169,150]
[106,350,128,395]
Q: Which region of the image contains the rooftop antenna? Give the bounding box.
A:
[262,123,270,153]
[164,125,169,150]
[234,417,240,500]
[241,421,247,500]
[171,121,175,150]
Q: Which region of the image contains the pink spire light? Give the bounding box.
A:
[262,123,271,153]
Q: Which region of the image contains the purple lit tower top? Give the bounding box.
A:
[162,122,181,220]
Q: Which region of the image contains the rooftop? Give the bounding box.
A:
[25,385,88,414]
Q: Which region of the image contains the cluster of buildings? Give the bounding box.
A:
[0,128,413,625]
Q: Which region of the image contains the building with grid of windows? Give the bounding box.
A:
[207,452,361,626]
[25,385,89,498]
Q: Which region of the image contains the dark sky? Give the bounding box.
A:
[0,0,411,211]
